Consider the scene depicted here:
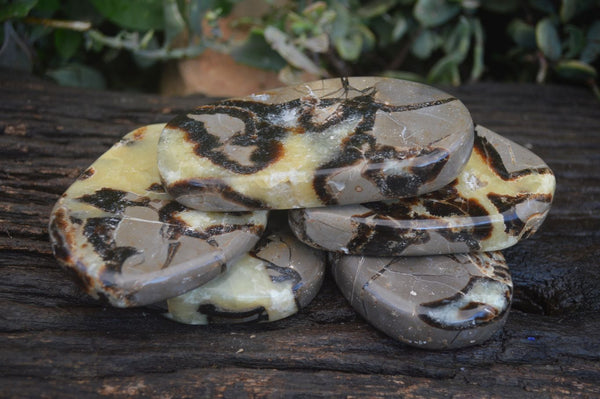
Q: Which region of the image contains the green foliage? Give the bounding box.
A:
[232,30,286,71]
[0,0,37,22]
[235,0,599,92]
[413,0,460,28]
[0,0,239,90]
[503,0,599,91]
[1,0,599,95]
[89,0,165,31]
[508,19,537,50]
[536,18,562,61]
[581,20,600,63]
[54,28,81,59]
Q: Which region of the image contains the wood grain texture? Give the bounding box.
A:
[1,70,599,398]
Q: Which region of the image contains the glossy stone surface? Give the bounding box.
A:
[332,251,512,349]
[49,124,268,307]
[290,126,555,256]
[158,77,474,211]
[166,215,325,324]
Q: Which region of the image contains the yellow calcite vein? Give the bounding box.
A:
[159,118,360,209]
[451,149,555,250]
[67,124,169,200]
[51,124,268,306]
[167,254,297,324]
[64,124,267,234]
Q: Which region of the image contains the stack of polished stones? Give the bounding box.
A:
[49,77,555,349]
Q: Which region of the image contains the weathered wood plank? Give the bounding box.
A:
[3,361,600,399]
[1,70,599,397]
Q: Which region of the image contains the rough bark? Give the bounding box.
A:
[1,70,599,398]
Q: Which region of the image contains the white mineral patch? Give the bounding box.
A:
[464,171,486,191]
[267,107,299,128]
[422,279,508,328]
[177,209,268,231]
[249,93,271,102]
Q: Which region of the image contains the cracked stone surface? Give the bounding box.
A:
[158,77,474,210]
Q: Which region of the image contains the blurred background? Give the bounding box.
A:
[1,0,599,97]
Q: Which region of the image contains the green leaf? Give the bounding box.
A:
[331,2,350,39]
[335,31,363,61]
[357,0,395,19]
[163,0,186,45]
[302,1,327,18]
[560,0,577,23]
[358,0,396,19]
[443,16,471,62]
[470,17,484,81]
[411,29,440,59]
[89,0,165,31]
[581,20,600,64]
[508,19,537,50]
[331,2,351,37]
[414,0,460,28]
[370,16,393,47]
[28,24,51,42]
[555,59,597,81]
[264,26,324,74]
[54,29,82,59]
[563,25,585,59]
[232,31,287,71]
[300,33,329,53]
[46,63,106,89]
[0,0,37,22]
[210,0,236,17]
[289,13,315,36]
[391,15,409,42]
[427,54,461,85]
[536,18,562,61]
[370,13,408,48]
[358,24,376,51]
[330,2,370,61]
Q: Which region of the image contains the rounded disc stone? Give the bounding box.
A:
[289,125,556,256]
[49,124,268,307]
[158,77,474,211]
[165,216,325,324]
[331,252,513,349]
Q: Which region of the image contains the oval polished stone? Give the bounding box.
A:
[165,217,325,324]
[158,77,474,211]
[289,125,555,256]
[49,124,268,307]
[331,251,512,349]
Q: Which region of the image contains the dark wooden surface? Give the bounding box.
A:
[1,70,599,398]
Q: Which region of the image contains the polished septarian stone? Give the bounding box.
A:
[158,77,474,211]
[332,251,512,349]
[289,126,555,256]
[166,218,325,324]
[49,124,268,307]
